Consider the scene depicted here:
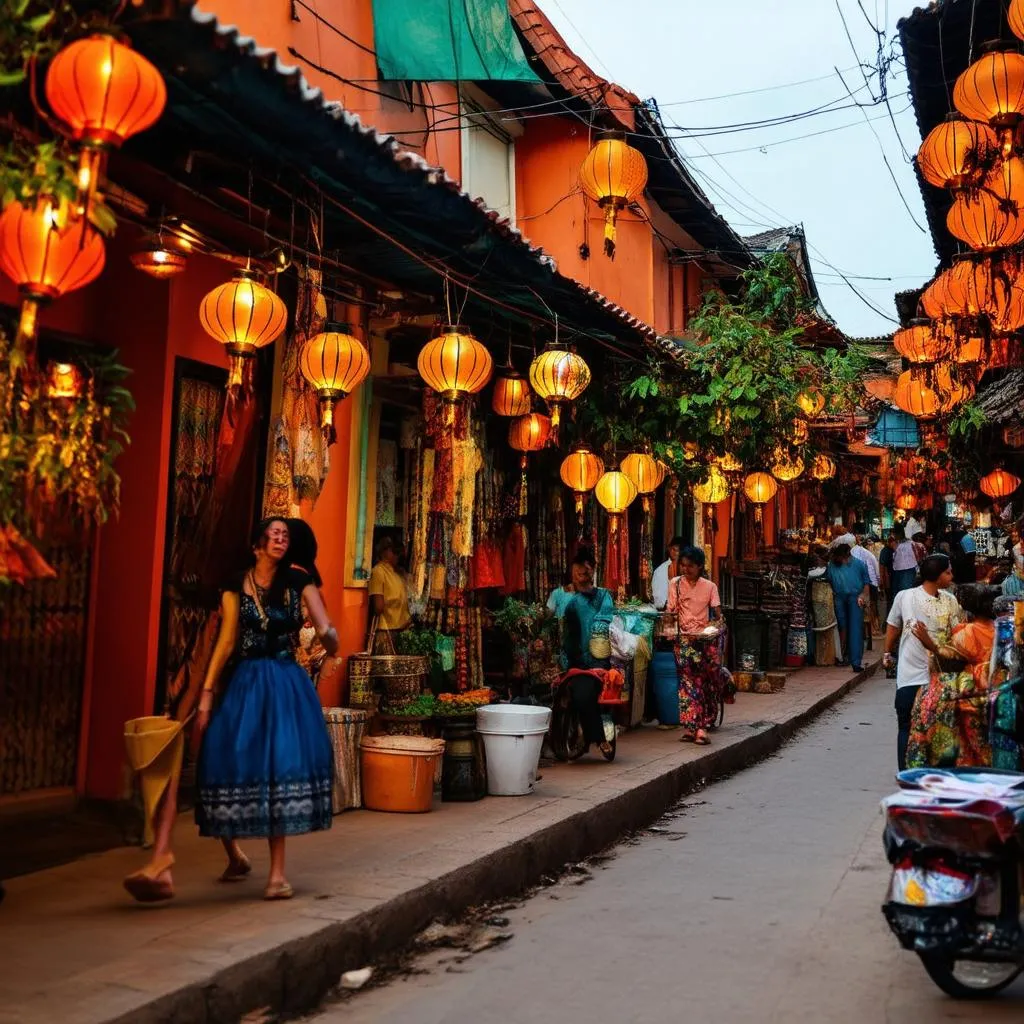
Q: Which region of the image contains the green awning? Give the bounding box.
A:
[372,0,541,82]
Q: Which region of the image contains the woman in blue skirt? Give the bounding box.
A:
[194,517,338,900]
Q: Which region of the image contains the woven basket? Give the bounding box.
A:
[349,654,376,705]
[373,655,429,678]
[383,673,423,703]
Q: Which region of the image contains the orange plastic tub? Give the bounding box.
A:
[359,736,445,813]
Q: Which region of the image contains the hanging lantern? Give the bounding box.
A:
[789,418,810,445]
[916,115,996,190]
[298,323,371,442]
[954,334,985,365]
[939,256,1024,330]
[743,471,778,534]
[953,49,1024,153]
[987,153,1024,209]
[770,452,805,483]
[920,266,958,320]
[933,362,975,412]
[716,451,743,473]
[1012,0,1024,43]
[796,389,825,417]
[894,369,940,418]
[0,200,105,356]
[46,33,166,206]
[620,451,661,513]
[130,240,186,279]
[693,466,730,505]
[45,361,83,400]
[509,412,551,515]
[560,445,604,529]
[896,490,917,512]
[491,367,531,417]
[946,189,1024,251]
[1003,424,1024,447]
[579,133,649,257]
[810,453,837,481]
[199,270,287,390]
[980,467,1021,499]
[417,324,493,422]
[528,347,591,444]
[594,469,638,536]
[893,322,950,364]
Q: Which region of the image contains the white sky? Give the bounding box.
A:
[540,0,938,339]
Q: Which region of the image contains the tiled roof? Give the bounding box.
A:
[743,226,801,252]
[508,0,638,131]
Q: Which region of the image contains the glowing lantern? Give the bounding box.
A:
[509,412,551,514]
[933,362,975,413]
[298,324,371,441]
[594,469,638,535]
[896,491,917,512]
[953,49,1024,153]
[939,256,1024,330]
[579,133,649,257]
[560,446,605,528]
[893,369,941,418]
[770,452,805,483]
[130,241,186,279]
[621,451,661,513]
[988,154,1024,209]
[199,271,287,389]
[693,466,730,505]
[920,267,958,320]
[893,322,949,364]
[916,116,996,190]
[417,325,493,417]
[46,361,83,400]
[946,190,1024,251]
[491,368,531,417]
[46,33,166,205]
[743,471,778,505]
[796,390,825,417]
[528,348,590,443]
[954,334,985,365]
[789,418,809,444]
[716,451,743,473]
[980,468,1021,499]
[1012,0,1024,42]
[0,200,105,354]
[810,454,837,481]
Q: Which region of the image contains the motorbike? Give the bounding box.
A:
[548,668,626,763]
[881,767,1024,999]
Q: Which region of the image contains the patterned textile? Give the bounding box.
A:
[375,439,397,526]
[195,580,333,838]
[675,634,723,732]
[906,621,996,769]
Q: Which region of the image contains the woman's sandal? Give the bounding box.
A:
[679,731,696,743]
[264,881,294,901]
[123,852,176,904]
[220,853,252,883]
[694,730,710,746]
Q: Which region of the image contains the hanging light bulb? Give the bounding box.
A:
[0,200,105,357]
[916,115,996,190]
[298,323,371,442]
[45,33,166,208]
[579,132,649,258]
[528,347,590,445]
[560,445,605,532]
[199,270,287,390]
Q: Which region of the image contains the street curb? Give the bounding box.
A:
[113,663,878,1024]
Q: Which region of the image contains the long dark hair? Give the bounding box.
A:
[244,517,293,607]
[286,518,322,587]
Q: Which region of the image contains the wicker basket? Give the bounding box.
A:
[383,673,424,704]
[378,715,431,737]
[373,655,429,678]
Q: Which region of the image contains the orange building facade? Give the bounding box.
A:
[1,0,756,805]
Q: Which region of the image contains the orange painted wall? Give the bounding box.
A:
[199,0,462,172]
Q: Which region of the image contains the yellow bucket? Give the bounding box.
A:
[124,716,187,846]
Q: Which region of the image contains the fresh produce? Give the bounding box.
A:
[435,689,494,716]
[385,694,437,717]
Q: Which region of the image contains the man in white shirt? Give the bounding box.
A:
[883,553,959,770]
[652,536,684,610]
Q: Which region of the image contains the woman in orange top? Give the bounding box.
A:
[907,584,999,768]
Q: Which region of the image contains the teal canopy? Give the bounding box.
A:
[372,0,541,82]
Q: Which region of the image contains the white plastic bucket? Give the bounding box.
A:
[475,705,551,796]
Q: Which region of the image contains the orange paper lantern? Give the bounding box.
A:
[743,471,778,505]
[980,468,1021,499]
[560,446,604,526]
[916,116,995,190]
[893,323,950,364]
[0,200,105,353]
[417,325,493,403]
[693,466,730,505]
[509,412,551,454]
[528,348,590,443]
[953,50,1024,142]
[947,189,1024,251]
[1011,0,1024,43]
[299,324,371,440]
[579,133,648,257]
[491,369,531,417]
[810,454,837,481]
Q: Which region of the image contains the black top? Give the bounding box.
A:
[229,568,311,661]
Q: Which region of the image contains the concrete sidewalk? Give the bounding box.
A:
[0,661,880,1024]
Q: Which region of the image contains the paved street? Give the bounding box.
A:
[320,679,1024,1023]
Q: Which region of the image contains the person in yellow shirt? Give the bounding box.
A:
[368,536,411,644]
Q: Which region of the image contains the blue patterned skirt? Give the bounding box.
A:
[196,656,334,839]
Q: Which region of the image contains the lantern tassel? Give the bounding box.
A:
[549,403,561,446]
[574,493,585,537]
[14,298,40,365]
[603,205,617,259]
[519,455,529,517]
[320,396,338,446]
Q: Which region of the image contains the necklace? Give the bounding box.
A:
[247,570,271,631]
